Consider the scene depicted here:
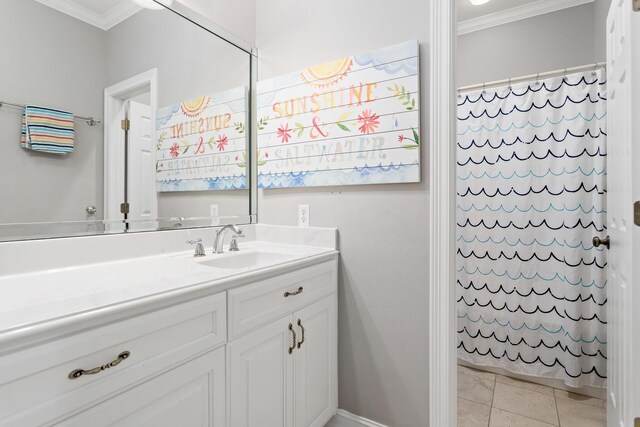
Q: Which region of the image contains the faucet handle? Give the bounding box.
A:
[229,234,245,252]
[187,239,206,257]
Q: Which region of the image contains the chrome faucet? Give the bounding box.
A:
[213,224,243,254]
[187,238,206,257]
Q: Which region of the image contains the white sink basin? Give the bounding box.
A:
[197,251,294,269]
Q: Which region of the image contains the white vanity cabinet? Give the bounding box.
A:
[0,256,338,427]
[228,316,295,427]
[227,261,338,427]
[228,296,337,427]
[292,296,337,427]
[59,347,226,427]
[0,292,228,427]
[0,292,226,427]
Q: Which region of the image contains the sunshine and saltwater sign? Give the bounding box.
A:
[155,86,247,192]
[256,40,420,188]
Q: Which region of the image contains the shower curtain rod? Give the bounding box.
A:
[458,62,606,93]
[0,101,101,126]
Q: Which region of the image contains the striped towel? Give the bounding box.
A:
[21,105,75,154]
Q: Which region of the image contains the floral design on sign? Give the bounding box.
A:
[277,123,292,143]
[169,143,180,159]
[217,134,228,151]
[357,110,380,134]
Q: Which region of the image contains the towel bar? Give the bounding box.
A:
[0,101,101,126]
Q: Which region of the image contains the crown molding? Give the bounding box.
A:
[458,0,595,35]
[35,0,141,31]
[102,1,143,30]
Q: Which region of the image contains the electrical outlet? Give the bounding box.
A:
[298,204,310,227]
[210,204,220,226]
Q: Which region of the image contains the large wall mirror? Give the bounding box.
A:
[0,0,255,241]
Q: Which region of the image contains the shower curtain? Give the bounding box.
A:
[456,69,607,388]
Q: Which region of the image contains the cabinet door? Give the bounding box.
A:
[57,347,226,427]
[293,296,337,427]
[228,316,295,427]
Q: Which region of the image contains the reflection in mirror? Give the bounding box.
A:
[0,0,254,241]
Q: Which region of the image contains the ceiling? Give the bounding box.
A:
[457,0,594,35]
[458,0,539,22]
[35,0,143,30]
[58,0,542,25]
[71,0,123,14]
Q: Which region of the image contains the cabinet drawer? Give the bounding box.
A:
[57,347,226,427]
[0,292,226,426]
[228,260,336,339]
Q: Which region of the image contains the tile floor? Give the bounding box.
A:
[457,365,606,427]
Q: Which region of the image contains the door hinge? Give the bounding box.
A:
[121,119,130,131]
[120,202,130,214]
[634,0,640,12]
[634,201,640,226]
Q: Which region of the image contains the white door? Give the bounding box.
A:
[127,100,157,231]
[606,1,640,426]
[293,296,337,427]
[228,316,294,427]
[59,348,226,427]
[103,101,128,234]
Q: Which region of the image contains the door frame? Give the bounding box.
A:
[428,0,457,426]
[103,69,158,231]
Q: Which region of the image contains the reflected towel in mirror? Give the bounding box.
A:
[21,105,75,155]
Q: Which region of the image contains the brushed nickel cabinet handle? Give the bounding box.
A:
[68,351,131,380]
[284,287,303,297]
[297,319,305,349]
[288,323,297,354]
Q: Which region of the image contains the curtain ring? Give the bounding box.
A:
[508,78,512,92]
[535,73,540,86]
[482,82,486,94]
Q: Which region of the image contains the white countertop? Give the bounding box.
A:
[0,240,337,350]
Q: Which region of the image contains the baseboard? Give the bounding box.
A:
[335,409,388,427]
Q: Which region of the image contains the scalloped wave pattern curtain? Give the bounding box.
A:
[456,69,607,388]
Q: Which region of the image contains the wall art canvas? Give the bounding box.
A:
[256,40,421,188]
[155,86,247,192]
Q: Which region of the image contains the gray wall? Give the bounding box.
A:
[179,0,256,45]
[0,1,106,223]
[457,4,597,87]
[255,1,430,426]
[595,0,612,61]
[106,8,252,221]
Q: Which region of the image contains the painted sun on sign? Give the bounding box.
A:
[256,40,421,188]
[155,87,248,192]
